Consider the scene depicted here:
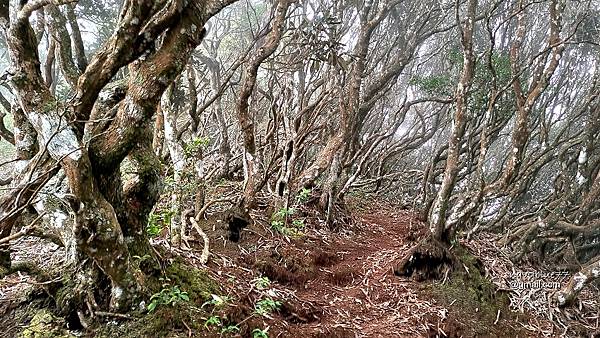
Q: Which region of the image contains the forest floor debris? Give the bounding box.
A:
[0,198,598,337]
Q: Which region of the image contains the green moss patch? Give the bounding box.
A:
[95,258,220,337]
[95,305,214,338]
[162,258,219,302]
[4,255,222,338]
[21,309,75,338]
[424,245,527,337]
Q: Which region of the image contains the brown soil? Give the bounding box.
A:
[0,198,549,337]
[191,199,536,338]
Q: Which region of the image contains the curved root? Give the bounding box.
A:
[556,255,600,307]
[189,217,210,264]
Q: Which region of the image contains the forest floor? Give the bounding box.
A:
[185,197,553,338]
[0,195,599,337]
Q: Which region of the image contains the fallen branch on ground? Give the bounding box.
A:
[190,216,210,264]
[556,255,600,307]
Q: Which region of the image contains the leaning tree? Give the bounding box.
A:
[0,0,237,314]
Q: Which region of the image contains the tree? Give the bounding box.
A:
[0,0,236,313]
[429,0,478,241]
[0,0,598,321]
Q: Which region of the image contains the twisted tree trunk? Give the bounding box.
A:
[0,0,236,314]
[236,0,295,212]
[429,0,478,241]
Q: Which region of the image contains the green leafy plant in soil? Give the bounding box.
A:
[204,315,222,328]
[254,298,281,317]
[252,327,270,338]
[297,188,311,203]
[147,285,189,312]
[253,276,271,290]
[270,207,306,238]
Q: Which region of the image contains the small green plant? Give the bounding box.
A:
[147,286,189,312]
[146,212,162,237]
[271,208,304,237]
[220,325,240,334]
[204,315,222,328]
[202,293,231,308]
[184,136,210,158]
[254,276,271,290]
[271,220,303,237]
[270,219,284,230]
[297,188,311,203]
[280,226,303,237]
[291,219,305,229]
[254,298,281,316]
[252,328,269,338]
[146,209,176,237]
[273,207,295,220]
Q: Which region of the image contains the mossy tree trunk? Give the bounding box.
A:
[0,0,237,313]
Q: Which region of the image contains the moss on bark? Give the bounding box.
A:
[21,309,75,338]
[94,258,220,337]
[2,256,220,338]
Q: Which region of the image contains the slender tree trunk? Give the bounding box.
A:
[429,0,478,241]
[162,84,186,247]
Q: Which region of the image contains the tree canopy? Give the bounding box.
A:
[0,0,599,335]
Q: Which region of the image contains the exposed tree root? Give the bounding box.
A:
[394,236,454,281]
[189,216,210,264]
[0,261,56,284]
[0,212,46,245]
[556,255,600,308]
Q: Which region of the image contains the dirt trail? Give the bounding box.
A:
[286,208,442,337]
[0,200,537,337]
[199,202,458,338]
